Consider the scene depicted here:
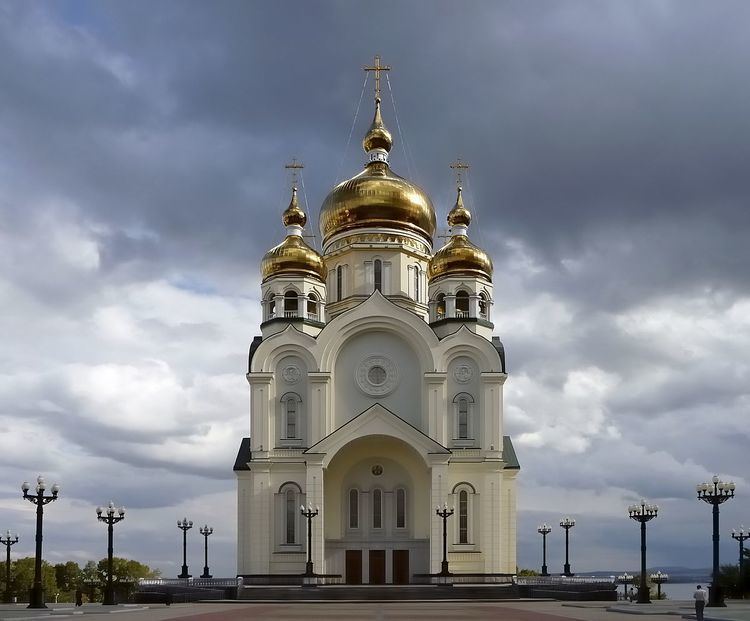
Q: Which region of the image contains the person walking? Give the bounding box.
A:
[693,585,707,621]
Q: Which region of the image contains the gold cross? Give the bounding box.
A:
[363,55,391,101]
[450,158,470,186]
[284,158,304,187]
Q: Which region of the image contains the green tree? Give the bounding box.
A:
[95,557,160,600]
[54,561,81,592]
[718,563,749,598]
[517,568,540,576]
[7,558,57,603]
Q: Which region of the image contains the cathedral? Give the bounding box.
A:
[234,60,519,585]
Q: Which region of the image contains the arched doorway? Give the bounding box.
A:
[323,435,430,584]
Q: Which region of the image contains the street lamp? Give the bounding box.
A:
[177,518,193,579]
[96,501,125,605]
[435,503,455,577]
[199,525,213,579]
[559,517,575,577]
[650,570,669,600]
[21,475,59,609]
[731,526,748,588]
[0,531,19,603]
[299,505,319,577]
[617,572,634,599]
[628,498,658,604]
[537,523,552,576]
[697,475,735,607]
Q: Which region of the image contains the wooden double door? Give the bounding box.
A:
[345,549,409,584]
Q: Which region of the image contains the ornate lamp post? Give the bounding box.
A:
[617,572,634,599]
[21,476,59,609]
[697,475,735,607]
[732,526,748,587]
[650,570,669,600]
[177,518,193,579]
[300,505,319,577]
[628,499,659,604]
[1,531,19,603]
[96,501,125,605]
[559,517,575,577]
[537,523,552,576]
[199,525,213,579]
[436,503,455,577]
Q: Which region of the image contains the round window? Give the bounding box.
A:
[371,464,383,476]
[367,366,387,386]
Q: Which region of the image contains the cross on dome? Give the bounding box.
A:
[363,54,391,102]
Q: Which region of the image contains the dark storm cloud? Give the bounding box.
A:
[2,0,749,577]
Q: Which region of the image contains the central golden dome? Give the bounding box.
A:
[319,99,436,248]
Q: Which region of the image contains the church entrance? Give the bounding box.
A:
[345,550,362,584]
[393,550,409,584]
[368,550,386,584]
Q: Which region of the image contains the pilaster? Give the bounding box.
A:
[308,372,331,445]
[424,372,447,445]
[247,372,274,456]
[481,372,507,454]
[305,457,325,574]
[429,458,450,574]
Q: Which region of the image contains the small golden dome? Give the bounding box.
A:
[320,99,435,247]
[261,186,325,282]
[362,98,393,153]
[428,235,493,282]
[261,235,325,282]
[282,187,306,228]
[447,186,471,227]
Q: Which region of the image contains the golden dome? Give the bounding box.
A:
[261,235,326,282]
[428,235,493,282]
[447,186,471,227]
[261,186,325,282]
[428,187,492,282]
[319,100,436,247]
[282,187,306,227]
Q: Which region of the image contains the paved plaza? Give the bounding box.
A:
[2,601,750,621]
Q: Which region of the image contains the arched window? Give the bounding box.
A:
[278,482,302,547]
[307,293,318,320]
[436,294,446,319]
[349,489,359,529]
[284,290,298,316]
[372,488,382,529]
[459,490,469,544]
[478,292,488,319]
[336,266,343,301]
[456,290,470,317]
[374,259,382,292]
[452,392,475,443]
[414,266,420,302]
[395,488,406,529]
[280,393,303,442]
[458,397,469,439]
[286,488,296,544]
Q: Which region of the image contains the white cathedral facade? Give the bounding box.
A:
[234,80,519,585]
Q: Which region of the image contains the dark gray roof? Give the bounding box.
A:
[247,336,262,373]
[503,435,520,469]
[492,336,506,373]
[233,437,252,471]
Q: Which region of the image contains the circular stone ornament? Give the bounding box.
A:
[454,364,473,383]
[356,355,399,396]
[281,365,302,384]
[371,464,384,476]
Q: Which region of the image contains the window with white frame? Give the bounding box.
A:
[278,482,303,547]
[336,265,343,301]
[452,392,475,442]
[280,392,303,443]
[348,488,359,529]
[372,488,383,529]
[456,290,470,317]
[374,259,382,293]
[395,487,406,529]
[452,483,476,546]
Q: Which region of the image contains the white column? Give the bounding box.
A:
[424,373,447,444]
[273,294,284,318]
[306,458,325,574]
[480,467,503,572]
[469,294,479,318]
[309,372,331,445]
[446,294,456,318]
[249,466,272,573]
[383,262,392,295]
[481,373,507,455]
[247,373,274,456]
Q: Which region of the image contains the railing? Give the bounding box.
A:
[515,576,617,586]
[266,310,320,321]
[139,577,242,587]
[455,309,469,318]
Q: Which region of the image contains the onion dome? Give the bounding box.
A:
[428,186,493,282]
[261,187,325,282]
[319,99,436,248]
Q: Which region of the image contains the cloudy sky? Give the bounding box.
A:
[1,1,749,580]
